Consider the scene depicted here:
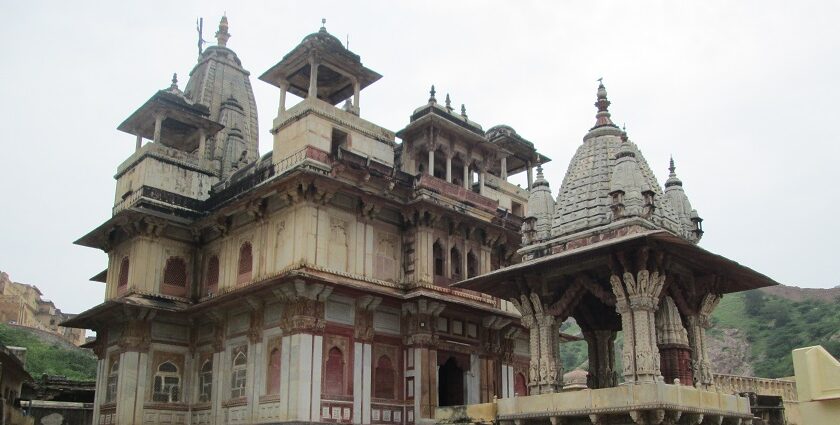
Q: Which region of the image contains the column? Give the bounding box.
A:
[500,156,508,180]
[609,248,665,384]
[526,161,533,190]
[402,300,444,420]
[308,57,319,98]
[510,293,562,395]
[153,113,164,143]
[686,293,720,390]
[428,150,435,176]
[655,296,692,386]
[583,330,617,389]
[463,165,470,189]
[352,78,361,115]
[478,165,486,195]
[135,134,142,151]
[278,80,289,115]
[354,296,380,424]
[197,128,207,163]
[445,154,452,183]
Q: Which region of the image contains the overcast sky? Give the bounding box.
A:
[2,1,838,315]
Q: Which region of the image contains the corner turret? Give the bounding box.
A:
[663,157,704,242]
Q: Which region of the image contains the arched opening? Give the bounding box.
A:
[199,360,213,402]
[237,242,253,285]
[231,351,247,398]
[162,257,188,296]
[514,372,528,397]
[449,247,462,281]
[467,251,478,278]
[153,361,181,403]
[205,255,219,295]
[374,355,396,399]
[267,348,282,395]
[438,356,464,407]
[432,241,444,278]
[433,149,446,179]
[117,257,129,289]
[106,360,119,403]
[324,347,345,396]
[451,155,465,187]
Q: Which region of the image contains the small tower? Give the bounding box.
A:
[524,164,555,244]
[663,157,704,242]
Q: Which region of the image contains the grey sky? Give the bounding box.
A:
[2,1,838,315]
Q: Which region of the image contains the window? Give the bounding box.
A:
[231,351,247,398]
[324,347,344,396]
[237,242,253,285]
[467,251,478,278]
[374,355,395,399]
[514,372,528,396]
[152,361,181,403]
[267,348,282,395]
[106,360,119,403]
[432,242,444,277]
[205,255,219,295]
[163,257,187,287]
[331,128,348,158]
[199,360,213,402]
[118,257,129,288]
[449,247,462,280]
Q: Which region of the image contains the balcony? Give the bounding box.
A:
[416,174,498,214]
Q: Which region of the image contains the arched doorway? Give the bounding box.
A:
[438,357,464,406]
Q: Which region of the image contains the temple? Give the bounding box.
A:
[65,16,783,425]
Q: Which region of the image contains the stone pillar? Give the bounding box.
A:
[478,164,486,195]
[463,165,470,189]
[686,293,720,390]
[500,156,508,180]
[352,79,361,115]
[115,318,151,425]
[135,134,142,151]
[197,128,207,163]
[153,113,164,143]
[278,80,289,115]
[428,150,435,176]
[353,296,380,424]
[402,300,444,421]
[583,330,617,389]
[510,293,562,394]
[526,160,533,190]
[655,296,692,386]
[609,248,666,383]
[308,57,319,98]
[445,154,453,183]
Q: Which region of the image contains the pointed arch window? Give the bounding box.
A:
[514,372,528,396]
[374,354,396,399]
[267,347,282,395]
[205,255,219,295]
[432,241,444,277]
[467,251,478,278]
[324,347,345,396]
[117,257,129,288]
[231,351,248,398]
[450,247,462,280]
[237,242,253,285]
[106,360,119,403]
[199,360,213,402]
[152,361,181,403]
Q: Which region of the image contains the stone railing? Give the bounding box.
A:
[112,186,204,215]
[714,373,798,401]
[416,174,499,213]
[484,174,528,200]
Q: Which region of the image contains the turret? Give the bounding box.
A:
[524,164,555,244]
[609,131,655,220]
[663,157,704,242]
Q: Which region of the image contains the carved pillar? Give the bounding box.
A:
[463,164,470,189]
[500,156,508,180]
[153,112,164,143]
[308,56,319,98]
[526,160,533,190]
[445,153,453,183]
[478,164,486,195]
[354,296,381,424]
[609,248,666,383]
[428,150,435,176]
[656,296,692,386]
[135,134,142,151]
[686,293,720,390]
[510,293,562,394]
[278,79,289,114]
[402,299,444,420]
[583,330,617,389]
[352,78,361,115]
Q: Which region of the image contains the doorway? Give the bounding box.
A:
[438,356,465,406]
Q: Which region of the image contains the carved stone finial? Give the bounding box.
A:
[170,73,178,90]
[320,18,327,31]
[429,85,436,103]
[592,78,616,129]
[216,15,230,47]
[445,93,452,112]
[669,156,676,176]
[461,104,467,119]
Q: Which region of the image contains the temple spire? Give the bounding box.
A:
[669,156,676,176]
[429,85,436,103]
[216,15,230,47]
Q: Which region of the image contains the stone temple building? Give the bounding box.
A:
[66,16,781,425]
[67,17,545,425]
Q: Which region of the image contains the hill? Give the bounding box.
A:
[0,324,97,380]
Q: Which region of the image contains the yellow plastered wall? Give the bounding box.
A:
[788,345,840,425]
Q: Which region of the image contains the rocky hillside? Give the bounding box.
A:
[707,285,840,378]
[0,324,97,380]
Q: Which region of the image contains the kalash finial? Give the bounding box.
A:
[592,77,616,129]
[216,15,230,47]
[429,85,437,103]
[445,94,453,112]
[461,104,468,119]
[320,18,327,32]
[669,156,676,176]
[170,73,179,90]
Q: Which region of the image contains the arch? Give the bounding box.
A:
[432,241,444,277]
[205,255,219,295]
[106,360,119,402]
[514,372,528,397]
[432,148,447,179]
[117,257,129,288]
[267,347,282,395]
[324,346,345,396]
[231,351,248,398]
[199,359,213,402]
[437,356,464,406]
[153,361,181,403]
[237,242,253,285]
[467,251,478,278]
[449,246,462,280]
[374,354,396,399]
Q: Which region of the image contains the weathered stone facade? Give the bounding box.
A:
[0,271,86,346]
[67,18,542,425]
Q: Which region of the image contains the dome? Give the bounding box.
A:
[562,369,588,390]
[663,157,703,243]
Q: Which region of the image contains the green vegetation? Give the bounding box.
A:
[711,289,840,378]
[0,324,97,380]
